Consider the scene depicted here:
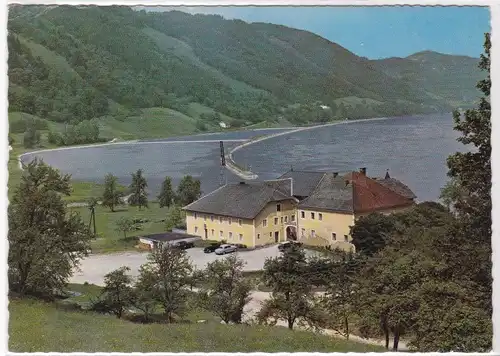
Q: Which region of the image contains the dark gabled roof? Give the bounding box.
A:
[373,177,417,199]
[140,232,200,242]
[183,180,294,219]
[298,173,354,213]
[279,170,326,197]
[299,172,415,214]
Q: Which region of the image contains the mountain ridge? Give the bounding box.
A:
[8,5,483,136]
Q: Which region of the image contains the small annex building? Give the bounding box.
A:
[137,231,200,250]
[183,168,416,251]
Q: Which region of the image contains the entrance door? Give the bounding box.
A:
[274,231,279,243]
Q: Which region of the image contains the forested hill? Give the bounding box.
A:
[7,5,483,136]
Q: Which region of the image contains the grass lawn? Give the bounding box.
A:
[9,298,384,352]
[69,202,170,253]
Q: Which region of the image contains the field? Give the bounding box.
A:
[69,202,170,253]
[9,297,383,353]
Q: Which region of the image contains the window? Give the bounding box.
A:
[194,213,198,219]
[263,219,267,227]
[228,218,232,225]
[220,231,223,237]
[311,230,316,238]
[291,215,295,222]
[301,211,305,218]
[319,213,323,221]
[311,212,315,220]
[344,235,349,242]
[194,226,198,233]
[238,219,242,226]
[211,215,214,222]
[280,217,284,224]
[219,216,223,223]
[211,229,215,237]
[332,233,337,241]
[274,217,278,225]
[239,234,243,241]
[284,216,288,223]
[277,204,281,212]
[301,228,305,237]
[257,233,260,239]
[229,232,233,239]
[269,232,272,237]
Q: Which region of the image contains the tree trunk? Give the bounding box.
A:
[393,327,400,351]
[384,325,390,349]
[344,316,349,340]
[287,316,294,330]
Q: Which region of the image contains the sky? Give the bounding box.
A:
[140,6,490,59]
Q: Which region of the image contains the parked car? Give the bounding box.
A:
[204,242,221,253]
[215,244,237,255]
[172,240,194,250]
[278,241,303,252]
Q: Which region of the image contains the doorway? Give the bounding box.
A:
[274,231,279,243]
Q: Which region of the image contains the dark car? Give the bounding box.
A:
[278,241,303,252]
[234,243,247,249]
[204,243,221,253]
[172,240,194,250]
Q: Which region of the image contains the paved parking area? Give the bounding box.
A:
[70,245,313,286]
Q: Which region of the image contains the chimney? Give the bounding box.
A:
[359,167,367,176]
[333,172,339,178]
[385,169,391,179]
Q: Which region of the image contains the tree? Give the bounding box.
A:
[8,159,92,298]
[443,32,491,315]
[131,264,158,323]
[198,255,251,324]
[8,134,14,146]
[165,205,185,231]
[257,246,320,330]
[146,244,193,322]
[176,175,202,206]
[128,169,148,210]
[23,127,40,148]
[100,266,134,319]
[101,173,123,212]
[350,213,396,256]
[115,217,135,239]
[157,176,175,208]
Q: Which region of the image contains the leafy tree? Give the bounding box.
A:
[257,246,320,330]
[146,244,193,322]
[132,264,158,322]
[157,176,175,208]
[8,159,91,298]
[443,32,492,316]
[439,178,466,211]
[128,169,148,210]
[100,266,134,319]
[101,173,123,212]
[23,127,40,148]
[8,134,14,146]
[115,217,135,239]
[198,255,251,324]
[176,175,201,206]
[165,205,185,231]
[350,213,396,256]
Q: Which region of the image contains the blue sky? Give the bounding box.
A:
[141,6,490,59]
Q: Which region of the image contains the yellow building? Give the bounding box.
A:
[184,168,416,251]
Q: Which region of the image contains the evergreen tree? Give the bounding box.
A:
[157,176,175,208]
[128,169,148,210]
[8,159,92,298]
[101,173,123,212]
[176,175,201,206]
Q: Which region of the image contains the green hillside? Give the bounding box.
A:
[7,5,482,137]
[9,298,384,352]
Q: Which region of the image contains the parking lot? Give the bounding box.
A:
[70,245,318,286]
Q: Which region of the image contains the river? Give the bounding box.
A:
[21,114,465,202]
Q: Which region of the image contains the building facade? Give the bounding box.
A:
[184,168,416,251]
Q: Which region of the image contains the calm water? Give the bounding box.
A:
[22,114,465,201]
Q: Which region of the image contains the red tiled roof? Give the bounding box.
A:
[343,172,414,213]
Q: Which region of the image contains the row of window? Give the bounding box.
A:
[256,231,279,240]
[193,213,243,226]
[194,226,244,241]
[300,228,349,242]
[262,214,295,227]
[300,211,323,221]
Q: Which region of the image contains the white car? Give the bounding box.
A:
[214,244,237,255]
